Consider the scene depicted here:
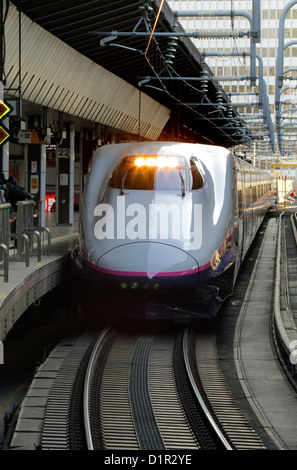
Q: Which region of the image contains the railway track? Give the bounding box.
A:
[273,211,297,385]
[34,323,266,451]
[8,212,297,451]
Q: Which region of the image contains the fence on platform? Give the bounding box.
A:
[0,199,51,282]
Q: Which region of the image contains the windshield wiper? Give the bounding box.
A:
[120,170,128,195]
[178,171,185,198]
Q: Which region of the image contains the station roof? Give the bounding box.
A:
[10,0,250,147]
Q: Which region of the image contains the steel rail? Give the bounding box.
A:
[83,326,111,450]
[182,327,233,450]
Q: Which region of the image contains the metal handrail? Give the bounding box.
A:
[0,197,50,277]
[0,243,9,282]
[35,202,51,256]
[15,200,41,262]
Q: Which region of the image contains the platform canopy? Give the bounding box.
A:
[9,0,250,146]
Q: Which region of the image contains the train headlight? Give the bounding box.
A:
[133,156,180,168]
[135,157,146,166]
[156,157,167,168]
[146,157,156,167]
[166,158,178,168]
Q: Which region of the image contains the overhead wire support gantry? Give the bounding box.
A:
[275,0,297,155]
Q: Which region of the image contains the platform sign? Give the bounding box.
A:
[0,100,12,120]
[0,124,10,146]
[0,99,12,147]
[30,175,39,194]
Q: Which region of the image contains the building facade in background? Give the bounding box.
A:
[167,1,297,154]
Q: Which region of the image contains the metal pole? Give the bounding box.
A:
[0,0,3,84]
[276,0,297,92]
[252,0,261,43]
[18,7,22,118]
[275,0,297,153]
[94,30,248,39]
[0,0,3,170]
[203,51,275,151]
[69,123,75,225]
[40,143,46,228]
[2,116,8,177]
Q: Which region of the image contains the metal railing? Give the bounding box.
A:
[12,200,41,263]
[0,199,52,282]
[35,201,51,256]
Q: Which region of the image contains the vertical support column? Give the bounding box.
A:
[2,116,9,177]
[79,131,83,209]
[276,0,297,92]
[27,144,41,203]
[0,0,3,86]
[0,80,3,170]
[275,0,297,154]
[25,142,46,226]
[249,42,257,87]
[252,0,261,44]
[24,143,28,191]
[69,123,74,225]
[40,143,46,228]
[56,148,69,224]
[56,123,72,225]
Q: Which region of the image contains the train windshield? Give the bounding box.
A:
[108,155,188,192]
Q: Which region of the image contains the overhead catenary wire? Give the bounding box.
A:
[143,52,250,146]
[141,11,248,145]
[145,0,165,57]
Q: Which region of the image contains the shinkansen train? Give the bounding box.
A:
[71,142,276,319]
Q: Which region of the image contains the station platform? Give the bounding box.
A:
[0,212,79,342]
[0,211,79,448]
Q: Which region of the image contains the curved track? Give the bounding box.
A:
[81,326,264,450]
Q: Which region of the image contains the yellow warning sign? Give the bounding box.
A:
[30,175,39,194]
[0,124,10,146]
[0,100,12,120]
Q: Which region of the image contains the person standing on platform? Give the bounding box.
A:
[1,173,33,211]
[0,172,34,238]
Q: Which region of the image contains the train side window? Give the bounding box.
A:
[252,185,257,203]
[190,158,203,190]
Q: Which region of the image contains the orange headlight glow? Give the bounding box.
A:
[134,156,179,168]
[135,157,146,166]
[146,157,156,167]
[165,158,178,168]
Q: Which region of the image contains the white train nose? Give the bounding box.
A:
[96,242,199,279]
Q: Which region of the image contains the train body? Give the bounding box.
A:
[71,142,276,319]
